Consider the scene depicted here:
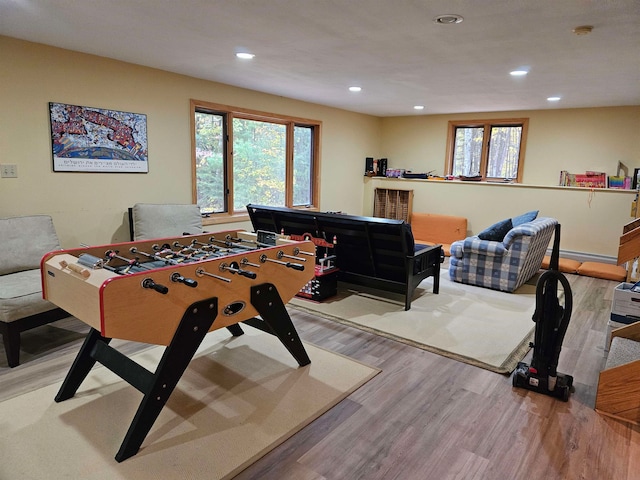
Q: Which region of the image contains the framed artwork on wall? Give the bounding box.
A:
[49,102,148,173]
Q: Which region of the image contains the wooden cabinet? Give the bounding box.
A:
[373,188,413,222]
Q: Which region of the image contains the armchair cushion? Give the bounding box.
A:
[130,203,203,240]
[477,218,513,241]
[541,255,582,273]
[410,212,467,256]
[512,210,539,227]
[0,270,57,323]
[577,261,626,281]
[0,215,60,275]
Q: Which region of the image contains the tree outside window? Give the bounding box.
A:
[446,119,528,182]
[192,100,320,219]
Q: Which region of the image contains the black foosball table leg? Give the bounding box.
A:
[55,328,112,402]
[247,283,310,367]
[226,323,244,336]
[114,297,219,462]
[55,298,219,463]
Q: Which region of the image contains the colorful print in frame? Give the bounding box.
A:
[49,102,148,173]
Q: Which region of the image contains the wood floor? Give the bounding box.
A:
[1,273,639,479]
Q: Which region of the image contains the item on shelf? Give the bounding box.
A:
[459,175,482,181]
[377,158,388,177]
[559,170,607,188]
[386,168,405,178]
[608,175,632,189]
[365,157,374,175]
[402,171,428,179]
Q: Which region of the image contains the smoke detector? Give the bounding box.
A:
[573,25,593,35]
[433,14,464,25]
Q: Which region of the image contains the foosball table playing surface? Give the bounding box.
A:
[41,229,316,462]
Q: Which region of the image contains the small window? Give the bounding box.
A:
[191,100,321,219]
[445,118,528,182]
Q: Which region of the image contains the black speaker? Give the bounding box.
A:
[377,158,388,177]
[365,157,374,175]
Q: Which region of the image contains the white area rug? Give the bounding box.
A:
[289,270,538,374]
[0,326,379,480]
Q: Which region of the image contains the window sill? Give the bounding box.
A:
[202,213,250,226]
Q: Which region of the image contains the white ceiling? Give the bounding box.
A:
[1,0,639,117]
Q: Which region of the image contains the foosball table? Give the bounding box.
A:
[41,229,316,462]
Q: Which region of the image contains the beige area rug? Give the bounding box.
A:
[289,270,539,374]
[0,326,379,480]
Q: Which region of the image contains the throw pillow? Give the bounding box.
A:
[477,218,513,242]
[512,210,539,227]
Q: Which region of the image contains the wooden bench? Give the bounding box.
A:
[246,204,443,310]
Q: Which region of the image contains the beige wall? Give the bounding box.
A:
[0,36,381,247]
[364,178,635,258]
[380,107,640,185]
[377,107,640,259]
[2,35,639,259]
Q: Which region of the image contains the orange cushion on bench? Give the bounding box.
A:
[541,256,582,273]
[576,262,626,281]
[411,212,467,257]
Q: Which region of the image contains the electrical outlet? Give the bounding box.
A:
[0,164,18,178]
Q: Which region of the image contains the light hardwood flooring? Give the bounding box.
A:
[1,273,639,479]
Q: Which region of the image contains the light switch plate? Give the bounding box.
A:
[0,164,17,178]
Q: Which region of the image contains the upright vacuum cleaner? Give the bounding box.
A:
[512,223,574,401]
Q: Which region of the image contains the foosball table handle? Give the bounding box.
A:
[141,278,169,294]
[170,272,198,288]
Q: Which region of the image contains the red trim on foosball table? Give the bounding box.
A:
[99,278,115,337]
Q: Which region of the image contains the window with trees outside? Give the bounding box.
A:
[191,100,320,221]
[444,118,528,183]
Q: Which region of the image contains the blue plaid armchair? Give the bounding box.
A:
[449,217,558,292]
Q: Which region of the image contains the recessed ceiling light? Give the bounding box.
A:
[510,70,528,76]
[349,86,362,92]
[413,105,425,110]
[236,52,255,60]
[547,96,561,102]
[433,14,464,25]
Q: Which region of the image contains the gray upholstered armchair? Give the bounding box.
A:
[128,203,204,240]
[0,215,69,367]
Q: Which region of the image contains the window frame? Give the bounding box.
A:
[444,118,528,183]
[190,99,321,224]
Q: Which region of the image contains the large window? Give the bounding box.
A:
[191,100,320,220]
[445,118,528,182]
